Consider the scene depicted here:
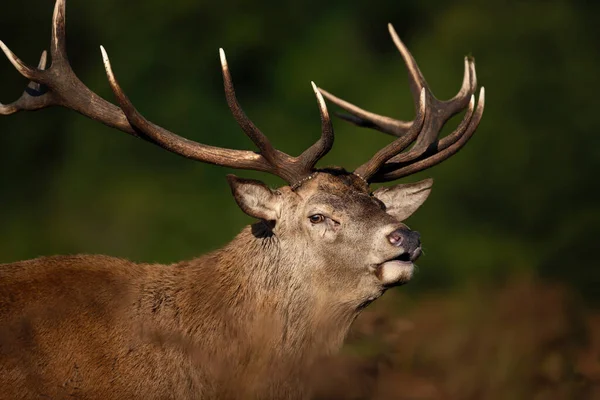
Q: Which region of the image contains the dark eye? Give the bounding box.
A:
[309,214,325,224]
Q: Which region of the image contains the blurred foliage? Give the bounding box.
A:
[314,276,599,399]
[0,0,599,304]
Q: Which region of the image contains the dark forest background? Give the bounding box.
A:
[1,0,599,398]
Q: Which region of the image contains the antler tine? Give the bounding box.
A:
[218,50,337,180]
[101,46,278,174]
[355,88,426,180]
[372,87,485,182]
[450,55,477,104]
[295,82,335,172]
[0,49,50,116]
[30,50,49,92]
[436,93,476,152]
[381,91,476,168]
[387,24,427,104]
[219,49,285,166]
[0,41,43,82]
[51,0,68,65]
[102,47,336,184]
[318,87,412,136]
[387,23,476,153]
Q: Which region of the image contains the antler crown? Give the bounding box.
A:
[1,1,485,187]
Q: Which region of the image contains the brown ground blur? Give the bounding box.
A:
[311,275,600,400]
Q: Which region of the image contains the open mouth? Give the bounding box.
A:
[374,251,416,287]
[392,251,412,262]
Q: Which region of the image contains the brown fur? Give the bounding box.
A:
[0,172,429,399]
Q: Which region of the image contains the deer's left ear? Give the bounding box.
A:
[373,179,433,221]
[227,175,282,221]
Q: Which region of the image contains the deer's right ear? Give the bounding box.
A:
[226,175,282,221]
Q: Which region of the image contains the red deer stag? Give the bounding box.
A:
[0,0,484,398]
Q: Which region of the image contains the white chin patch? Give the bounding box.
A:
[376,260,414,286]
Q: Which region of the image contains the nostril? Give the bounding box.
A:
[387,230,403,246]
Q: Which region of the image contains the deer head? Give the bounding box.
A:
[1,0,484,297]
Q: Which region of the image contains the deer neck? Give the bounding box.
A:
[177,223,361,358]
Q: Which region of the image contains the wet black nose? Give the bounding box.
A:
[387,228,421,259]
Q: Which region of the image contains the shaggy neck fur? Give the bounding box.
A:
[140,223,362,397]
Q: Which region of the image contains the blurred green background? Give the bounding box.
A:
[1,0,598,299]
[0,0,599,397]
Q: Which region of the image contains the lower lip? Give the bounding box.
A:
[376,260,414,286]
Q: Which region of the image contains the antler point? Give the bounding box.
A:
[100,45,109,61]
[219,48,228,68]
[100,46,118,89]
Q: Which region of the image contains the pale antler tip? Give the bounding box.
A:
[387,23,401,42]
[100,45,108,62]
[99,45,117,87]
[387,23,412,61]
[219,48,228,68]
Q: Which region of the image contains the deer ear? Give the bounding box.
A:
[373,179,433,221]
[226,175,281,221]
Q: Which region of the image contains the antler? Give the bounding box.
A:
[1,0,334,186]
[319,23,485,183]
